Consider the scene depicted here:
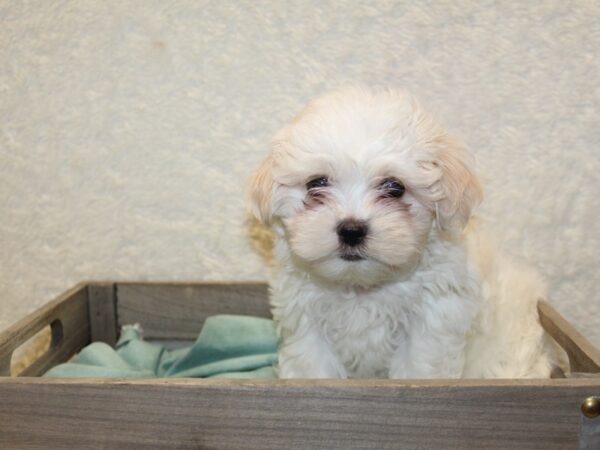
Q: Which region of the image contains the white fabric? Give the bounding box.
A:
[0,1,598,347]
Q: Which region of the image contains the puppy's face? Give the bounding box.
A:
[249,87,482,287]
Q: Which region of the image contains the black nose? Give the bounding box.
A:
[337,220,368,247]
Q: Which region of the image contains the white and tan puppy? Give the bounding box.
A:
[248,86,561,379]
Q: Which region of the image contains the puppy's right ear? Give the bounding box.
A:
[247,154,275,225]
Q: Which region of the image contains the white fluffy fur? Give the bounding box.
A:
[249,86,561,379]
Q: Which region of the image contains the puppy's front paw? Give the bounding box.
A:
[277,350,347,379]
[278,360,346,379]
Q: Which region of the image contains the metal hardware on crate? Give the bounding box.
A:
[580,396,600,450]
[582,396,600,419]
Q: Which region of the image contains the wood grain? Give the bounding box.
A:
[0,377,599,450]
[2,283,598,379]
[88,283,118,346]
[1,283,600,449]
[0,283,90,377]
[538,301,600,373]
[116,282,271,339]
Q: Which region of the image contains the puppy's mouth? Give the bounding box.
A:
[339,251,366,261]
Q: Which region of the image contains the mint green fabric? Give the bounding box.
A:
[44,315,278,378]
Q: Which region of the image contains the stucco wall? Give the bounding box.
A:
[1,1,598,347]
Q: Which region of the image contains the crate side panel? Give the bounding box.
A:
[88,284,118,346]
[0,378,594,450]
[116,283,271,339]
[0,284,90,377]
[538,301,600,373]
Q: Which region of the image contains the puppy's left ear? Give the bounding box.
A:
[247,154,275,225]
[432,134,483,232]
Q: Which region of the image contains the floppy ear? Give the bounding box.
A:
[247,154,275,225]
[432,134,483,232]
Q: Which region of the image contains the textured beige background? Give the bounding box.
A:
[1,1,599,347]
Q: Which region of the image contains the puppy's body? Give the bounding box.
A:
[249,87,560,379]
[271,221,555,378]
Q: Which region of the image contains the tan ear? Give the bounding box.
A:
[433,134,483,232]
[247,154,275,225]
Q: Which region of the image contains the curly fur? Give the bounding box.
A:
[249,86,562,379]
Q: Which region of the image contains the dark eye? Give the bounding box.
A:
[306,176,329,190]
[380,178,405,198]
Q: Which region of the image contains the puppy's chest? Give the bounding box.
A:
[311,299,408,378]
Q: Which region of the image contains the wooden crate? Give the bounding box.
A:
[0,282,599,449]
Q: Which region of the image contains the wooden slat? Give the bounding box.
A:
[0,283,90,377]
[538,301,600,373]
[116,282,271,339]
[0,377,599,449]
[88,283,118,346]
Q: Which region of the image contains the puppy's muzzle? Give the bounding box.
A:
[337,219,368,247]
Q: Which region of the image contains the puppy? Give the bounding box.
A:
[248,86,561,379]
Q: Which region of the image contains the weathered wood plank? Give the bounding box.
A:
[538,301,600,373]
[116,282,271,339]
[0,283,599,449]
[88,283,117,346]
[0,283,90,377]
[0,377,598,450]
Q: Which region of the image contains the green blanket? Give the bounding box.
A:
[44,315,278,378]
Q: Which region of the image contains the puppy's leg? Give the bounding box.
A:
[389,333,466,379]
[277,326,347,379]
[463,260,561,378]
[389,295,475,378]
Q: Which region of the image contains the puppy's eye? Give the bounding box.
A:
[306,176,329,190]
[380,178,405,198]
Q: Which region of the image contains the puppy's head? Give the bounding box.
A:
[249,87,482,287]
